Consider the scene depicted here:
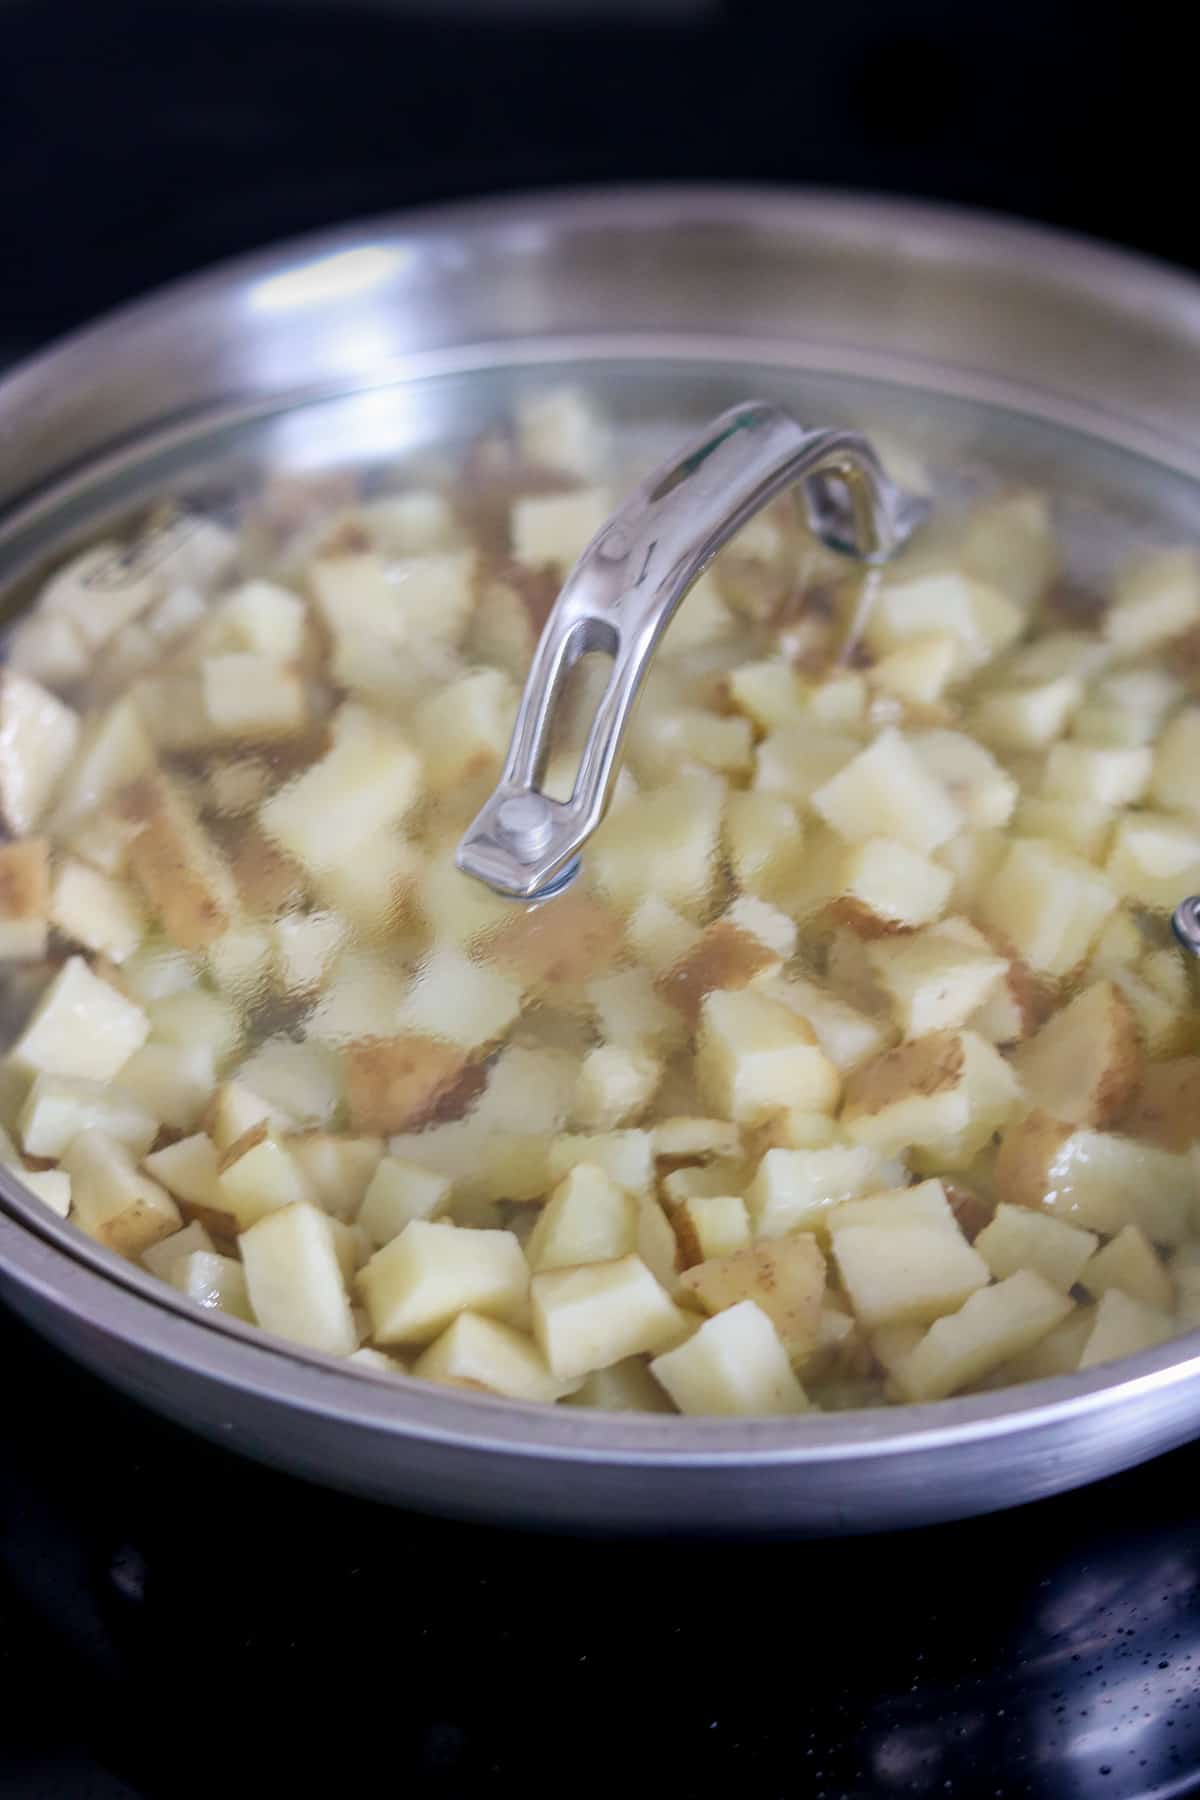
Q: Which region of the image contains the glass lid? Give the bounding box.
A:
[2,356,1200,1423]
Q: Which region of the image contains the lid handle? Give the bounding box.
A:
[456,400,928,901]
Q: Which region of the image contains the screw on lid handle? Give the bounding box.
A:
[456,400,930,902]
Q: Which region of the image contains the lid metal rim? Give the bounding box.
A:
[4,184,1200,1468]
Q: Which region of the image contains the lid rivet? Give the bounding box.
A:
[497,795,554,861]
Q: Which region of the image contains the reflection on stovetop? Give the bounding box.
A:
[0,1304,1197,1799]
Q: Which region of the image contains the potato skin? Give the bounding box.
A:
[345,1036,471,1133]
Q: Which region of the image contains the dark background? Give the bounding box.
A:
[0,0,1187,359]
[4,5,1200,1798]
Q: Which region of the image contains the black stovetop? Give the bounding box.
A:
[2,1298,1199,1800]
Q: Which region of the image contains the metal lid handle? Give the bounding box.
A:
[456,400,928,901]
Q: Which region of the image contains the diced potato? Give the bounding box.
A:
[411,668,516,793]
[360,1218,528,1347]
[755,725,861,811]
[205,1077,297,1151]
[1042,742,1152,808]
[0,839,50,961]
[1110,967,1191,1060]
[118,771,239,950]
[488,891,624,991]
[1149,706,1200,816]
[19,1071,158,1159]
[722,790,806,903]
[396,945,522,1051]
[1079,1223,1175,1313]
[1119,1058,1200,1152]
[987,1307,1095,1385]
[414,1311,580,1403]
[1104,548,1200,655]
[10,955,148,1081]
[531,1254,686,1380]
[834,837,954,935]
[143,1133,222,1211]
[960,490,1057,608]
[665,1193,752,1266]
[750,1109,841,1151]
[201,653,306,741]
[936,828,1007,911]
[869,633,959,706]
[344,1036,468,1134]
[4,611,88,687]
[994,1111,1192,1244]
[573,1045,660,1130]
[811,727,960,853]
[591,773,723,916]
[415,846,513,946]
[1105,812,1200,910]
[286,1133,382,1221]
[546,1129,654,1196]
[746,1143,893,1238]
[587,969,686,1059]
[974,1203,1097,1291]
[240,1201,357,1354]
[260,702,422,875]
[841,1029,1020,1167]
[1011,797,1114,863]
[680,1233,825,1358]
[63,1128,181,1256]
[471,1044,577,1137]
[768,976,892,1073]
[308,551,407,643]
[980,839,1117,975]
[49,859,145,963]
[511,488,610,571]
[216,1122,316,1230]
[516,385,608,479]
[170,1249,254,1322]
[141,1218,215,1281]
[893,1270,1073,1401]
[1014,980,1138,1128]
[656,920,783,1025]
[526,1163,638,1272]
[312,835,417,938]
[973,676,1082,751]
[725,660,809,732]
[1072,666,1181,749]
[207,923,273,1002]
[909,729,1017,831]
[696,988,840,1124]
[624,895,701,975]
[652,1115,741,1162]
[217,578,307,658]
[147,988,240,1065]
[0,670,81,835]
[358,1156,454,1246]
[650,1300,808,1415]
[564,1358,676,1412]
[830,1180,990,1328]
[867,928,1007,1038]
[866,568,1022,671]
[307,949,423,1049]
[1079,1286,1173,1368]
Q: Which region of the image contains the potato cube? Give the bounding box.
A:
[652,1115,742,1162]
[285,1133,382,1221]
[1011,797,1114,863]
[19,1071,158,1159]
[240,1202,357,1354]
[10,1167,71,1217]
[207,923,274,1001]
[201,653,306,740]
[471,1044,577,1137]
[511,488,611,571]
[1079,1287,1173,1368]
[974,1203,1097,1291]
[204,1077,297,1150]
[650,1300,809,1416]
[1079,1223,1175,1313]
[0,670,80,834]
[869,633,958,705]
[1014,979,1138,1127]
[751,1109,842,1151]
[866,569,1022,671]
[722,790,806,902]
[573,1045,660,1130]
[217,1123,316,1230]
[994,1112,1192,1244]
[116,1043,215,1133]
[894,1271,1073,1401]
[973,676,1082,751]
[768,976,892,1074]
[11,955,148,1081]
[587,969,686,1058]
[170,1250,254,1322]
[546,1129,654,1196]
[217,578,307,658]
[360,1218,528,1347]
[656,920,782,1026]
[936,828,1007,911]
[141,1218,215,1281]
[1043,742,1152,808]
[830,1189,989,1328]
[961,489,1057,608]
[1105,812,1200,910]
[1119,1057,1200,1152]
[0,839,50,960]
[591,773,723,916]
[308,552,406,643]
[414,1312,580,1403]
[1150,706,1200,816]
[746,1143,893,1238]
[358,1156,453,1246]
[312,835,417,938]
[665,1193,752,1266]
[811,727,960,853]
[1104,548,1200,655]
[835,837,954,935]
[696,988,840,1124]
[516,385,608,479]
[841,1029,1020,1165]
[979,839,1116,975]
[397,945,522,1051]
[143,1133,222,1211]
[488,890,624,991]
[526,1164,637,1273]
[344,1035,468,1133]
[4,611,88,687]
[147,988,240,1065]
[564,1358,676,1412]
[909,729,1017,832]
[119,771,239,950]
[531,1253,686,1380]
[725,660,809,732]
[867,929,1007,1038]
[680,1233,825,1357]
[986,1307,1096,1386]
[49,859,145,963]
[260,703,421,875]
[63,1128,181,1256]
[412,668,516,792]
[415,846,513,946]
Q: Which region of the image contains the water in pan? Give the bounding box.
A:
[1,360,1199,1418]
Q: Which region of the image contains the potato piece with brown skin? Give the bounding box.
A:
[224,820,308,917]
[1119,1058,1200,1152]
[992,1109,1073,1213]
[344,1036,471,1134]
[118,771,239,949]
[656,922,780,1026]
[680,1235,827,1359]
[0,839,50,961]
[1014,979,1140,1128]
[488,890,624,991]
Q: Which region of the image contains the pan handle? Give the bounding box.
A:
[456,399,928,901]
